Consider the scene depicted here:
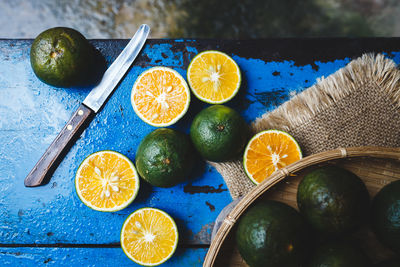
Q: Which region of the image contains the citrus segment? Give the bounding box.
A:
[75,151,139,212]
[131,67,190,127]
[187,50,241,104]
[243,130,302,184]
[121,208,178,266]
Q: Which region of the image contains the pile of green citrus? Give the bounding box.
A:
[236,166,400,267]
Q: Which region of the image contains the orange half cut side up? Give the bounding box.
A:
[131,67,190,127]
[243,130,302,184]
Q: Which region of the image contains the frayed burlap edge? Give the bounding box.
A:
[210,53,400,199]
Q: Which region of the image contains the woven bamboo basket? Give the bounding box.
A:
[203,146,400,266]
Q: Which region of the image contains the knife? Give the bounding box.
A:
[24,24,150,187]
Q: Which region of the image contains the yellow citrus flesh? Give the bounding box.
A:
[75,151,139,212]
[187,50,241,104]
[131,67,190,127]
[121,208,178,266]
[244,130,302,184]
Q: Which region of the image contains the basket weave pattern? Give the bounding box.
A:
[204,147,400,266]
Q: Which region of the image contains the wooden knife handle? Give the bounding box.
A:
[24,104,94,187]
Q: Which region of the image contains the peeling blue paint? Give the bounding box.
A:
[185,46,198,55]
[142,44,183,67]
[0,40,232,246]
[1,39,400,265]
[0,247,207,266]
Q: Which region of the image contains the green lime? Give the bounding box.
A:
[190,105,248,162]
[306,240,368,267]
[135,128,194,188]
[236,200,310,267]
[371,180,400,253]
[297,166,370,235]
[30,27,94,87]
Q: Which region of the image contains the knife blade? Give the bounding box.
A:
[24,24,150,187]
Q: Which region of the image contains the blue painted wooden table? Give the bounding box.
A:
[1,38,400,266]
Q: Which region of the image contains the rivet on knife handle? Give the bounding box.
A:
[24,104,94,187]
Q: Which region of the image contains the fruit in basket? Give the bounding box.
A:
[371,180,400,253]
[75,150,139,212]
[121,207,178,266]
[187,50,241,104]
[243,130,302,184]
[30,27,94,87]
[306,240,368,267]
[297,166,370,235]
[136,128,194,187]
[190,105,248,162]
[236,200,310,267]
[131,66,190,127]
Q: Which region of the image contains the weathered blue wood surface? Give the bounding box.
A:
[0,247,207,266]
[1,38,400,265]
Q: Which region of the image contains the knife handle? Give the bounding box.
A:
[24,104,94,187]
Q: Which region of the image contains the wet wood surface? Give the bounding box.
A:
[1,38,400,265]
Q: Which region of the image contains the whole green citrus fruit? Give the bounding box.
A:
[297,166,370,235]
[236,200,310,267]
[190,105,248,162]
[135,128,194,188]
[30,27,94,87]
[371,180,400,253]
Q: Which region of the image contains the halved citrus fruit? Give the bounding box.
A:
[75,150,139,212]
[121,208,179,266]
[187,50,241,104]
[131,67,190,127]
[243,130,302,184]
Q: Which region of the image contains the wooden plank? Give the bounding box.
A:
[0,246,207,266]
[0,40,232,245]
[1,39,400,246]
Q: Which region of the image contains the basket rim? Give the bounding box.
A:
[203,146,400,267]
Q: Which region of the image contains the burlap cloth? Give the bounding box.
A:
[210,54,400,199]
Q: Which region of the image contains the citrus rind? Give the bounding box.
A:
[121,207,179,266]
[131,67,191,127]
[187,50,241,104]
[75,150,140,212]
[243,130,302,185]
